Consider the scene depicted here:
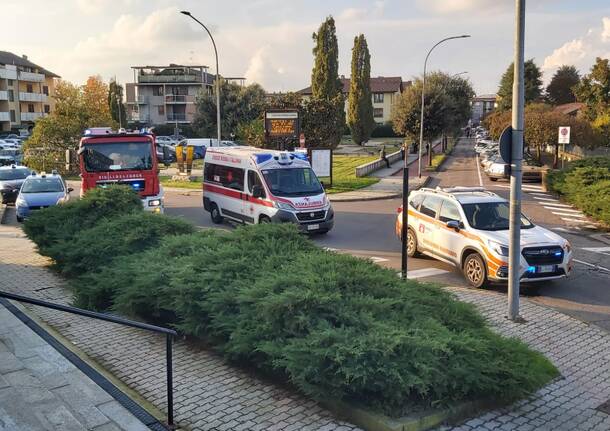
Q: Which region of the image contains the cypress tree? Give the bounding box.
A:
[311,16,342,99]
[108,79,126,128]
[347,35,374,145]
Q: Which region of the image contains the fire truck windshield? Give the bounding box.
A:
[82,142,153,172]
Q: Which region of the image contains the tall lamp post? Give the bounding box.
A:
[181,11,221,145]
[417,35,470,178]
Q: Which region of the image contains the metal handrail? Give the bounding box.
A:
[0,291,177,428]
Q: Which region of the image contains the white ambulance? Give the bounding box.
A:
[202,147,334,233]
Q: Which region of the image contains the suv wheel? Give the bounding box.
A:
[407,228,419,257]
[463,253,487,288]
[210,203,223,224]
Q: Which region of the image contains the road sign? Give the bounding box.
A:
[499,125,512,164]
[558,126,571,144]
[264,110,299,139]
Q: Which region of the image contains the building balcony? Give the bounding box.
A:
[165,95,195,103]
[0,91,8,101]
[0,112,9,122]
[19,71,46,82]
[129,111,149,122]
[0,68,18,80]
[166,113,189,123]
[138,74,202,84]
[20,112,47,122]
[19,92,48,102]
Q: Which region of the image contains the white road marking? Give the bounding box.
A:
[533,196,560,202]
[581,247,610,256]
[542,205,578,211]
[552,212,586,218]
[551,227,570,233]
[561,217,587,223]
[370,256,389,263]
[585,225,599,229]
[407,268,450,279]
[573,259,610,273]
[495,184,543,191]
[475,155,483,187]
[323,247,338,252]
[530,192,552,196]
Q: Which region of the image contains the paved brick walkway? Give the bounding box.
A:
[1,224,610,431]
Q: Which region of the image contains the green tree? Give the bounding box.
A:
[302,95,345,149]
[108,79,127,128]
[24,78,116,173]
[392,72,473,143]
[311,16,342,99]
[347,34,374,145]
[546,65,580,105]
[193,82,266,139]
[497,59,543,110]
[574,57,610,141]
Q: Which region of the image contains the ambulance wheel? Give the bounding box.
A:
[463,253,487,288]
[407,228,419,258]
[210,203,223,224]
[259,215,271,224]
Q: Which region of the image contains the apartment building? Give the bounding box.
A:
[471,94,497,125]
[0,51,60,132]
[298,76,410,124]
[125,64,246,126]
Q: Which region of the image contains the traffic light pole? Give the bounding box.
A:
[508,0,525,321]
[401,147,409,279]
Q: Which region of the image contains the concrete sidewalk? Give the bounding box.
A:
[0,301,150,431]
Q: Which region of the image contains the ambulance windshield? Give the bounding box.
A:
[261,168,323,197]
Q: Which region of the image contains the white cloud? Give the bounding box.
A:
[244,46,286,89]
[415,0,505,14]
[542,17,610,78]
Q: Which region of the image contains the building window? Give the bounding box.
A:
[7,79,13,86]
[154,86,164,96]
[10,110,15,122]
[7,90,13,102]
[373,93,384,103]
[26,84,33,93]
[373,108,384,118]
[42,86,49,96]
[158,105,165,115]
[44,104,50,113]
[28,104,35,113]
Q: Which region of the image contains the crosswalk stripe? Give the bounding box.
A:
[561,217,587,223]
[533,196,559,202]
[370,256,389,263]
[542,203,574,209]
[406,268,450,279]
[581,246,610,255]
[551,227,570,232]
[530,192,552,196]
[552,212,585,218]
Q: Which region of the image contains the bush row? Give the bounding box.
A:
[24,188,558,415]
[547,157,610,226]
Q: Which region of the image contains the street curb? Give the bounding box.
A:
[321,397,503,431]
[0,298,171,430]
[328,176,431,202]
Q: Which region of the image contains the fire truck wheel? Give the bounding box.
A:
[259,215,271,224]
[210,203,223,224]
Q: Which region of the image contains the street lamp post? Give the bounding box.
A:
[181,11,221,145]
[417,35,470,178]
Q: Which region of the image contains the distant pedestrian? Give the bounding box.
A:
[380,145,390,168]
[400,144,405,160]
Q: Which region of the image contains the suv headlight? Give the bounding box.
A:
[148,199,162,207]
[488,240,509,257]
[274,201,293,211]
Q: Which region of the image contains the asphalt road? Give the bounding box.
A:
[3,139,609,331]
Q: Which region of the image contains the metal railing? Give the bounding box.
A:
[0,291,177,429]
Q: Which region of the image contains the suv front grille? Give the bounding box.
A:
[296,210,325,222]
[522,246,564,265]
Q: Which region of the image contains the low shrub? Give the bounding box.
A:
[50,212,194,276]
[371,123,403,138]
[72,222,557,413]
[547,157,610,225]
[24,186,142,253]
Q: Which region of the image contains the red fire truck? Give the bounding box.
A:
[76,127,166,212]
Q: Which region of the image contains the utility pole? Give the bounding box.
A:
[401,141,409,279]
[508,0,526,321]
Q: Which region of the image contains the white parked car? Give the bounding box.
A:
[396,187,573,287]
[156,136,179,146]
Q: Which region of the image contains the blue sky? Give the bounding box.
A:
[2,0,610,95]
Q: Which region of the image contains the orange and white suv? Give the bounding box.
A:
[396,187,573,287]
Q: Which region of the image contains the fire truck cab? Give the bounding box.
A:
[77,128,165,212]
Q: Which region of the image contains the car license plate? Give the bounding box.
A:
[537,265,555,273]
[307,224,320,231]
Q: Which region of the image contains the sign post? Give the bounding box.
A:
[558,126,571,169]
[264,110,300,151]
[308,148,333,187]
